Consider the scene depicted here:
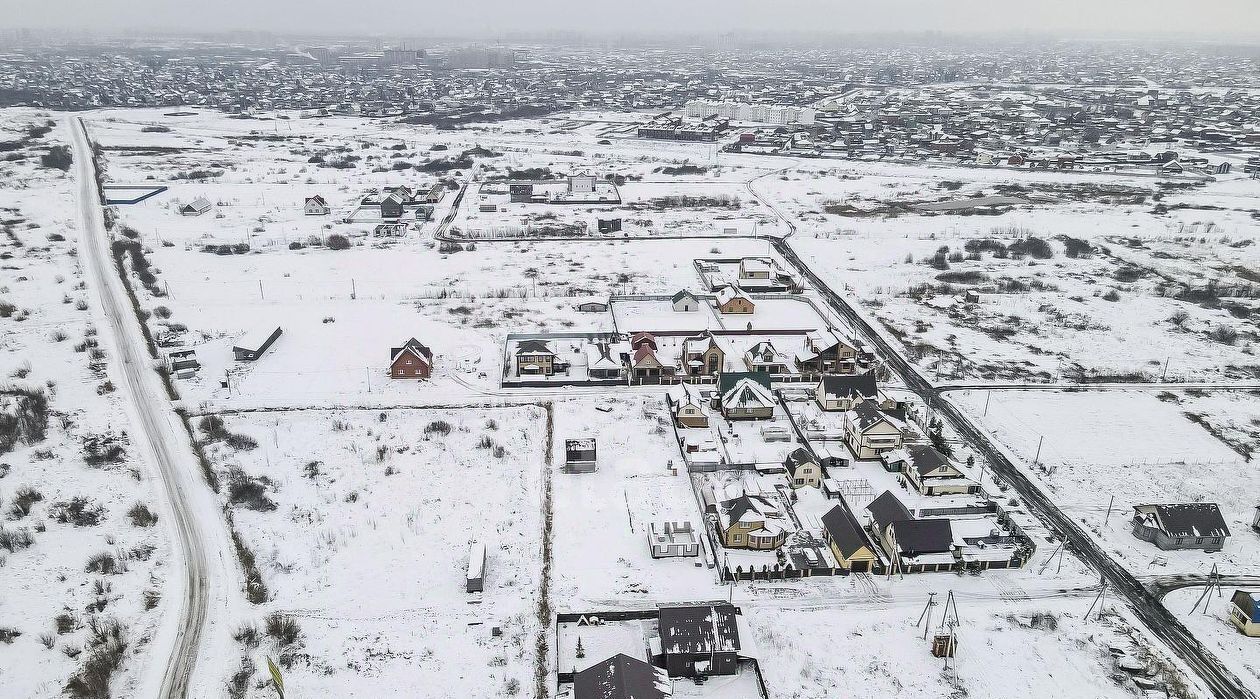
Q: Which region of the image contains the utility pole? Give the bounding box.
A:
[1191,564,1223,615]
[917,592,937,640]
[1161,356,1170,381]
[983,390,992,416]
[1087,575,1109,621]
[258,280,265,300]
[1033,435,1044,465]
[1102,495,1116,528]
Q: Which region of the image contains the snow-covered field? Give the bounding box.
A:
[952,388,1260,576]
[0,110,171,697]
[203,406,547,698]
[8,103,1244,697]
[785,162,1260,381]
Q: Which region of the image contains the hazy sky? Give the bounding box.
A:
[6,0,1260,39]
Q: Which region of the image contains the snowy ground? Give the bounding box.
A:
[0,110,172,697]
[203,406,547,698]
[784,162,1260,382]
[1163,586,1260,691]
[952,388,1260,577]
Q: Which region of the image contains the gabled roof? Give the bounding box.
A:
[658,604,741,655]
[716,371,770,395]
[715,285,751,306]
[305,195,327,206]
[390,337,432,363]
[783,447,816,476]
[722,493,779,526]
[671,289,698,304]
[848,401,904,432]
[632,345,660,366]
[900,444,950,476]
[1232,591,1260,623]
[891,518,954,557]
[867,490,912,531]
[1132,503,1231,539]
[821,503,876,559]
[574,653,671,699]
[818,373,877,402]
[722,378,775,411]
[516,339,553,355]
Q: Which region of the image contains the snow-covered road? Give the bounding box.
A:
[71,116,240,699]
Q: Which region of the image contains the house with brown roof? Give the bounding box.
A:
[389,338,432,379]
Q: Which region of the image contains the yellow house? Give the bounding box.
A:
[784,447,823,489]
[1231,591,1260,637]
[821,504,878,573]
[719,494,787,550]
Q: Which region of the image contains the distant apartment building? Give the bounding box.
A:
[685,99,816,125]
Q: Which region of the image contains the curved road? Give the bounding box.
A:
[71,117,237,699]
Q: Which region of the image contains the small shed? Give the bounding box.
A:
[466,541,486,593]
[564,438,597,473]
[233,326,283,361]
[179,197,212,216]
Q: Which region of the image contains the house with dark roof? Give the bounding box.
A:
[821,504,878,573]
[671,290,699,312]
[304,195,330,216]
[654,604,741,677]
[575,653,672,699]
[882,445,979,496]
[815,373,877,411]
[389,337,432,379]
[1229,590,1260,637]
[843,401,906,459]
[865,490,960,573]
[720,377,776,420]
[1131,503,1230,552]
[718,493,787,550]
[179,197,212,216]
[783,447,822,489]
[515,339,557,377]
[794,328,861,375]
[743,341,791,375]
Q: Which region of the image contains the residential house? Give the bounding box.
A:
[718,493,787,550]
[815,374,877,411]
[681,332,724,376]
[844,401,906,459]
[179,197,212,216]
[783,448,823,489]
[1230,591,1260,637]
[564,438,597,473]
[654,604,741,678]
[515,339,556,377]
[586,342,625,380]
[389,337,433,379]
[671,290,699,312]
[720,377,776,420]
[304,195,330,215]
[715,285,754,314]
[424,183,445,204]
[167,349,200,373]
[795,328,861,375]
[820,504,878,573]
[866,491,956,572]
[575,654,671,699]
[738,257,772,280]
[380,190,408,219]
[743,341,791,374]
[667,383,710,428]
[882,445,979,496]
[630,331,658,351]
[1131,503,1230,552]
[649,521,700,558]
[631,344,670,382]
[232,326,282,361]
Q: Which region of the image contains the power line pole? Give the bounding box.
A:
[1102,495,1116,528]
[917,592,937,640]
